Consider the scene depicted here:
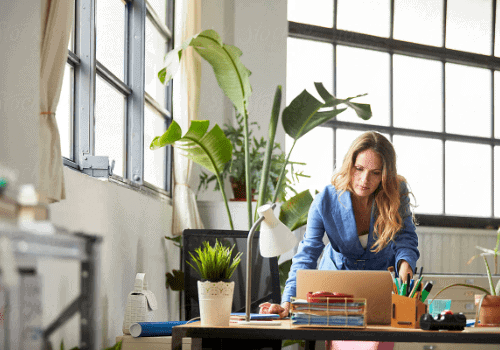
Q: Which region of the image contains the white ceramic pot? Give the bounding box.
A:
[198,280,235,326]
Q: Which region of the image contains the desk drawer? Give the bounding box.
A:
[394,343,499,350]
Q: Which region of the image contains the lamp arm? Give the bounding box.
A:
[245,215,266,322]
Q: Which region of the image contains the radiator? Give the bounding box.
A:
[416,226,499,274]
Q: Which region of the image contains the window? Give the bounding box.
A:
[287,0,500,225]
[56,0,174,195]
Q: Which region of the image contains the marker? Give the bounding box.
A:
[400,280,407,297]
[420,282,433,303]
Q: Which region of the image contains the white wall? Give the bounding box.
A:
[194,0,288,204]
[0,0,40,192]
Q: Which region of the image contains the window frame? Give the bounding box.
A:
[288,0,500,228]
[62,0,174,197]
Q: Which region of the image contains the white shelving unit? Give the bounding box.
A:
[0,225,102,350]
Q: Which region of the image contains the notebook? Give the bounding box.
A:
[296,270,393,325]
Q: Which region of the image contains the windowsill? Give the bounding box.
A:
[63,161,172,204]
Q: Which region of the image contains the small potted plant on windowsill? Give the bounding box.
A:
[187,239,242,326]
[431,227,500,326]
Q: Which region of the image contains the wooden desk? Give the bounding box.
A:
[171,320,500,350]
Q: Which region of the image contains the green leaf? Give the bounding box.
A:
[159,29,251,114]
[430,283,491,306]
[164,235,182,248]
[282,82,371,141]
[282,339,305,348]
[278,259,293,294]
[484,256,496,296]
[150,120,232,176]
[279,190,314,231]
[166,269,184,291]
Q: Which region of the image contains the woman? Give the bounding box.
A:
[260,131,419,350]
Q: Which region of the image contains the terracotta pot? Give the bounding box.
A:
[229,177,255,201]
[475,294,500,326]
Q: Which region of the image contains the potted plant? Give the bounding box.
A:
[197,112,307,202]
[187,239,242,326]
[152,29,372,231]
[431,227,500,326]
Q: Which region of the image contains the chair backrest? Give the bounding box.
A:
[182,229,281,321]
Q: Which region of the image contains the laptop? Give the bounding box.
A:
[296,270,393,325]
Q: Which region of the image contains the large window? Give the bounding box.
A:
[287,0,500,225]
[56,0,174,195]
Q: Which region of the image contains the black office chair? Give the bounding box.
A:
[182,229,282,350]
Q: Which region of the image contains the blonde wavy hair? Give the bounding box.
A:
[331,131,413,253]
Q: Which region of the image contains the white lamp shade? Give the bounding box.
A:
[257,204,299,258]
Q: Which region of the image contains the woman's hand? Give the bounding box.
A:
[398,260,413,283]
[259,302,290,319]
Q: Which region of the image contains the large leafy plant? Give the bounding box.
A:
[187,239,243,282]
[152,29,372,232]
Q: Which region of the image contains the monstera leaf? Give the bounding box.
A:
[150,120,234,229]
[282,82,371,141]
[158,29,252,115]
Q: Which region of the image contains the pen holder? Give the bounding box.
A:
[391,294,427,329]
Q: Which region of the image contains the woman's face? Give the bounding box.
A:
[351,148,383,200]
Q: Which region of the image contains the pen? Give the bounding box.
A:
[417,267,423,281]
[409,276,423,298]
[406,273,411,297]
[420,282,433,303]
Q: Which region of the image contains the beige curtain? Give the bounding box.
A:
[39,0,73,203]
[171,0,204,236]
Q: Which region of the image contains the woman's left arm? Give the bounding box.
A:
[393,182,420,279]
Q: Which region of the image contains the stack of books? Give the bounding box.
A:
[290,297,367,328]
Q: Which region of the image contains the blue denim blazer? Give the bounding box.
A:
[281,183,420,303]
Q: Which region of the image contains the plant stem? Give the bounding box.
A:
[484,256,496,296]
[216,172,234,230]
[255,86,282,221]
[243,104,252,229]
[272,139,297,203]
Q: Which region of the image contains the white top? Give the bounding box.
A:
[359,234,368,249]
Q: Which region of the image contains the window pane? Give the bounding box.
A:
[393,136,443,214]
[95,76,125,178]
[286,127,333,195]
[286,37,333,105]
[445,141,491,217]
[495,71,500,138]
[337,0,390,37]
[144,105,166,189]
[496,146,500,217]
[146,18,167,107]
[495,4,500,56]
[288,0,334,28]
[445,63,491,137]
[336,46,390,126]
[393,55,442,132]
[148,0,167,25]
[446,0,492,55]
[55,64,73,160]
[393,0,443,47]
[335,129,365,168]
[96,0,125,80]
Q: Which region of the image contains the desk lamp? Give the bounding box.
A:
[238,203,300,325]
